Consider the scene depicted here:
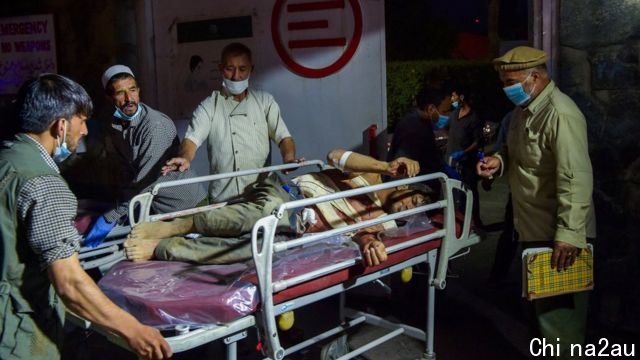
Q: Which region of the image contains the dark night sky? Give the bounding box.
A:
[428,0,529,39]
[385,0,529,61]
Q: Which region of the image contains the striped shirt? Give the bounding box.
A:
[185,89,292,202]
[105,103,206,222]
[16,135,81,269]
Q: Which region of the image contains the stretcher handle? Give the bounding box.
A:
[251,215,287,360]
[431,178,478,290]
[129,192,154,227]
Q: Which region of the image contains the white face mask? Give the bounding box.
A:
[222,77,249,95]
[113,104,142,122]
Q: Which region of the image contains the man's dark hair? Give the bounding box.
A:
[189,55,203,72]
[382,187,431,214]
[221,42,252,64]
[415,89,446,110]
[447,83,475,105]
[15,73,93,134]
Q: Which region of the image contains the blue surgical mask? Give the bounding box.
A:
[451,101,460,109]
[503,75,534,106]
[222,77,249,95]
[53,121,72,163]
[113,104,142,122]
[435,114,449,129]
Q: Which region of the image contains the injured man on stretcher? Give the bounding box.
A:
[123,149,429,267]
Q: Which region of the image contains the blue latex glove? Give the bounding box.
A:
[443,164,461,180]
[451,150,465,161]
[83,215,116,248]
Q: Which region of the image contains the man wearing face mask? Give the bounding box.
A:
[0,74,171,360]
[83,65,207,247]
[476,46,595,358]
[446,85,484,228]
[162,42,299,203]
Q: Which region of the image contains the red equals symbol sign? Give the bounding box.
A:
[272,0,363,78]
[287,0,347,49]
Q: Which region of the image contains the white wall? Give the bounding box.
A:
[147,0,386,164]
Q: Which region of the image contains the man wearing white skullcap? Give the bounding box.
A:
[82,65,207,247]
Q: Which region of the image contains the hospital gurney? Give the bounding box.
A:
[68,160,326,357]
[69,162,480,360]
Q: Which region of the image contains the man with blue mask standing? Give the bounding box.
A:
[0,74,171,360]
[162,42,300,203]
[477,46,595,359]
[83,65,206,247]
[446,84,484,228]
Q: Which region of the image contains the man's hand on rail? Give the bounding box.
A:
[363,239,387,266]
[125,323,173,360]
[162,156,191,175]
[282,157,306,175]
[355,233,388,266]
[387,157,420,178]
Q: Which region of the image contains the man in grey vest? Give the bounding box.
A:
[0,74,171,359]
[82,65,207,247]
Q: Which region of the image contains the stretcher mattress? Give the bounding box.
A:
[98,213,464,328]
[100,261,257,327]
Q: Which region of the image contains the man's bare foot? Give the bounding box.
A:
[130,217,194,240]
[124,236,163,261]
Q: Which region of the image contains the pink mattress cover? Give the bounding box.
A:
[98,211,465,327]
[99,261,258,327]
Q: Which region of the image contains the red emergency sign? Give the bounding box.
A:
[271,0,363,78]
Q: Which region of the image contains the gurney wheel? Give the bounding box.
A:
[320,334,348,360]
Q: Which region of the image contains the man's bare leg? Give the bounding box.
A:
[129,217,195,239]
[124,238,164,261]
[124,217,195,261]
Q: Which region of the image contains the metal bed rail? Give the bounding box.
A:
[251,172,481,360]
[66,312,256,360]
[128,160,325,226]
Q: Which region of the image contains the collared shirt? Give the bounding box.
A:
[106,103,206,222]
[16,135,81,269]
[185,89,292,202]
[495,80,594,247]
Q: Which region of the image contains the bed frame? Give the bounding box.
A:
[69,160,480,360]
